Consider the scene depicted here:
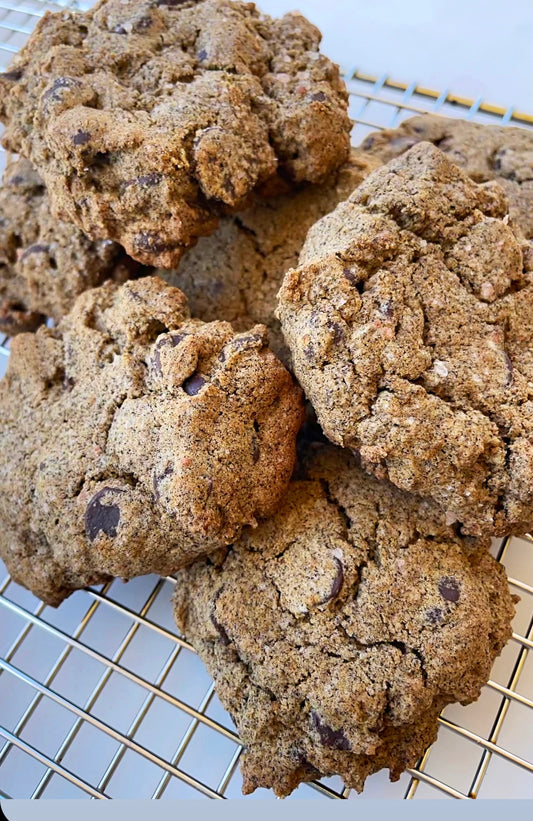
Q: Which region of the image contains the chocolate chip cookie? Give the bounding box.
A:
[162,150,380,362]
[174,444,515,796]
[278,142,533,537]
[0,276,304,606]
[360,114,533,240]
[0,0,351,267]
[0,157,140,335]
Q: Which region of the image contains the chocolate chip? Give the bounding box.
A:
[85,488,125,541]
[153,464,174,500]
[138,172,161,187]
[20,243,50,261]
[156,0,189,5]
[318,557,344,605]
[43,76,79,100]
[198,49,208,61]
[380,300,394,318]
[151,332,188,375]
[252,420,260,464]
[63,375,75,391]
[438,576,460,603]
[343,268,364,293]
[362,136,374,150]
[426,606,444,625]
[183,373,206,396]
[311,712,350,750]
[327,320,344,344]
[133,15,153,31]
[210,590,230,645]
[0,68,23,82]
[72,130,91,146]
[311,91,327,101]
[134,231,174,254]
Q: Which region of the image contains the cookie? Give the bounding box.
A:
[278,142,533,537]
[360,114,533,240]
[0,276,304,606]
[0,0,351,267]
[161,150,380,362]
[173,444,515,797]
[0,157,141,335]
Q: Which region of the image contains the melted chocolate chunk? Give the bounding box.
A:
[426,606,445,625]
[134,232,174,254]
[72,130,92,146]
[137,172,162,187]
[183,373,206,396]
[20,243,50,261]
[319,557,344,604]
[151,332,188,375]
[311,712,350,750]
[311,91,327,102]
[85,487,125,541]
[0,68,23,82]
[438,576,460,603]
[43,76,79,100]
[380,300,394,318]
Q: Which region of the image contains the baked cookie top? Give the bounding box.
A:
[0,157,137,335]
[0,276,303,605]
[0,0,351,267]
[360,114,533,240]
[162,149,380,363]
[174,444,514,797]
[278,142,533,537]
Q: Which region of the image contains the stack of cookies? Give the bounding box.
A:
[0,0,530,798]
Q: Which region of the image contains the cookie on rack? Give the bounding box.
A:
[163,149,380,362]
[278,141,533,537]
[0,0,351,267]
[0,157,140,336]
[173,444,515,797]
[0,276,304,606]
[360,114,533,240]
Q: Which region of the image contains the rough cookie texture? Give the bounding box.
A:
[278,142,533,537]
[0,0,351,267]
[360,114,533,240]
[0,157,139,335]
[161,150,379,362]
[174,444,514,796]
[0,276,304,605]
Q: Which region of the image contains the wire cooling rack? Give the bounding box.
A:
[0,0,533,802]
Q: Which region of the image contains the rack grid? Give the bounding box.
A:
[0,0,532,801]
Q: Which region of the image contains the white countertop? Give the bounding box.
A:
[259,0,533,113]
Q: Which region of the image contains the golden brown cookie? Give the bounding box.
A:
[162,149,380,363]
[0,0,351,267]
[360,114,533,240]
[278,142,533,537]
[0,157,138,335]
[174,444,515,796]
[0,276,304,605]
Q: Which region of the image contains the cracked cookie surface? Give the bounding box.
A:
[360,114,533,241]
[0,157,137,335]
[278,142,533,537]
[0,0,351,267]
[162,149,380,363]
[173,444,514,796]
[0,276,303,606]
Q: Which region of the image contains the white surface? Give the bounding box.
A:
[260,0,533,112]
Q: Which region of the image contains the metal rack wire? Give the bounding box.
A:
[0,0,532,801]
